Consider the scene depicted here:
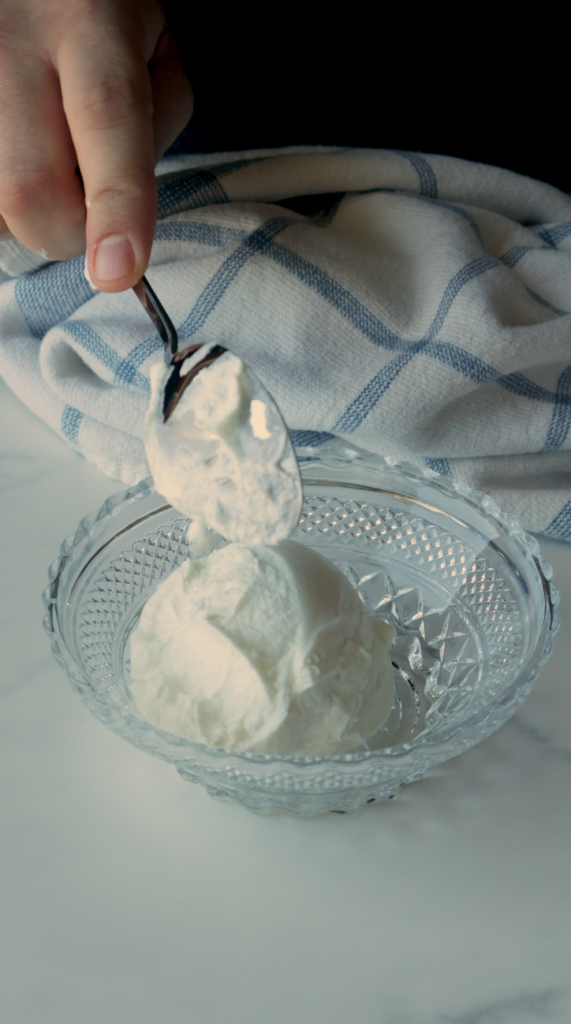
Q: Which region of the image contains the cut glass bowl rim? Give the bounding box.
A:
[43,439,560,772]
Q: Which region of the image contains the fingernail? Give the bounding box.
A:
[84,255,98,290]
[94,233,135,282]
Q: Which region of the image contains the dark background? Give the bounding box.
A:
[163,10,566,192]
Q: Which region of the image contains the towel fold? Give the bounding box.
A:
[1,146,570,539]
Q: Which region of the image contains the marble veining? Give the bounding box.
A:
[511,717,571,764]
[439,988,568,1023]
[0,452,46,487]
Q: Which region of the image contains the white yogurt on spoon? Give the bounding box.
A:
[144,352,302,545]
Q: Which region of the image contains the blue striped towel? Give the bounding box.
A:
[1,146,570,539]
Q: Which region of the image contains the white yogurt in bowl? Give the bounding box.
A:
[129,539,395,757]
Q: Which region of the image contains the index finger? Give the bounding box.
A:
[59,24,158,292]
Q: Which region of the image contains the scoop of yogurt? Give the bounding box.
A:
[144,353,302,545]
[129,540,396,756]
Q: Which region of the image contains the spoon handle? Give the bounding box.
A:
[132,276,178,362]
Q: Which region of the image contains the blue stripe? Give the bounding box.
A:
[534,222,571,248]
[154,221,246,247]
[424,340,561,401]
[62,321,150,391]
[14,256,92,338]
[501,241,571,279]
[177,217,293,340]
[491,366,568,403]
[61,406,83,446]
[421,257,498,342]
[157,159,263,218]
[500,246,538,269]
[394,151,438,199]
[157,168,228,218]
[290,429,335,447]
[545,499,571,541]
[542,364,571,450]
[523,287,568,317]
[425,457,453,476]
[114,336,162,386]
[334,352,414,432]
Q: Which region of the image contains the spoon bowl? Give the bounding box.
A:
[133,275,303,544]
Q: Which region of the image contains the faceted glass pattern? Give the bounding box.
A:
[43,443,559,815]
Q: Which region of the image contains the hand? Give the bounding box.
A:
[0,0,193,290]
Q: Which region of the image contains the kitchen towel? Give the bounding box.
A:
[1,146,570,538]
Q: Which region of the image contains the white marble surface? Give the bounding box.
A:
[1,375,570,1024]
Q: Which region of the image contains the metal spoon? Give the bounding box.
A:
[132,274,303,532]
[132,275,228,422]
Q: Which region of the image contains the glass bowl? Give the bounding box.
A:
[43,440,559,816]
